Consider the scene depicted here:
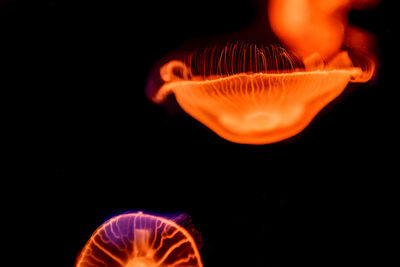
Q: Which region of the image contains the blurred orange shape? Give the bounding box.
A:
[268,0,380,61]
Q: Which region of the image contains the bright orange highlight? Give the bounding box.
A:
[268,0,380,60]
[75,212,203,267]
[269,0,350,60]
[147,0,378,145]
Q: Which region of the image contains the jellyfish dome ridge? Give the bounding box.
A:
[75,212,204,267]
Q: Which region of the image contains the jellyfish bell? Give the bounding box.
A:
[75,212,203,267]
[148,43,370,145]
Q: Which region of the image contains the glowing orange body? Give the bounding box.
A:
[75,212,203,267]
[152,52,364,144]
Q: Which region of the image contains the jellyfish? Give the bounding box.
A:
[75,212,203,267]
[147,42,372,144]
[146,0,378,145]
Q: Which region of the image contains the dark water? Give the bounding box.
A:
[7,0,391,265]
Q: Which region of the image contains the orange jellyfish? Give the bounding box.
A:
[146,0,378,145]
[148,43,371,144]
[75,212,203,267]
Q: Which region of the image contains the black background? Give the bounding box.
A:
[2,0,394,266]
